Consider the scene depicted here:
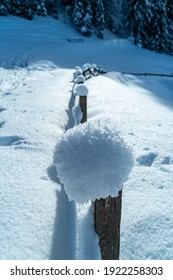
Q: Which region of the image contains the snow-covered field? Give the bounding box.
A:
[0,16,173,260]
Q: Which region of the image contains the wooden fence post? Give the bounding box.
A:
[79,96,87,123]
[74,84,88,124]
[94,191,122,260]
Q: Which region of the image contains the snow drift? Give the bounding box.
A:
[54,120,133,203]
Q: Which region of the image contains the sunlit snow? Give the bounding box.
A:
[0,16,173,260]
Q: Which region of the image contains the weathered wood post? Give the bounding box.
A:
[94,191,122,260]
[79,96,87,123]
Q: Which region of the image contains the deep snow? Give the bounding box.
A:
[0,16,173,260]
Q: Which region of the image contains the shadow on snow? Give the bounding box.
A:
[48,165,77,260]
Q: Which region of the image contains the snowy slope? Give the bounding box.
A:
[0,16,173,260]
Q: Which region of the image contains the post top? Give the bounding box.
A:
[75,75,85,84]
[74,84,89,96]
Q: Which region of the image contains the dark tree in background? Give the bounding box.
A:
[166,0,173,54]
[61,0,73,23]
[126,0,173,55]
[33,0,47,16]
[0,0,59,18]
[93,0,105,38]
[73,1,85,33]
[81,0,93,36]
[126,0,153,46]
[0,0,11,15]
[103,0,124,34]
[46,0,59,19]
[149,0,169,53]
[10,0,33,19]
[73,0,94,36]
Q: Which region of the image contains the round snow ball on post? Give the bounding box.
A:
[86,63,91,69]
[82,64,87,72]
[75,69,82,76]
[73,70,82,80]
[75,75,85,84]
[54,120,133,204]
[74,84,88,96]
[75,66,82,72]
[91,63,97,69]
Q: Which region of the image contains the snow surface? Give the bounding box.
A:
[54,120,133,203]
[86,73,173,260]
[0,16,173,260]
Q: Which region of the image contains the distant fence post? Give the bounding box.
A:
[74,84,88,124]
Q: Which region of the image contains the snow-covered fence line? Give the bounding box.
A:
[73,63,106,82]
[82,63,106,80]
[73,64,173,81]
[72,62,105,124]
[52,64,133,260]
[70,65,133,260]
[72,63,106,124]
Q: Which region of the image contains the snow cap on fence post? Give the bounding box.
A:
[86,63,91,70]
[91,63,97,69]
[73,68,82,80]
[54,119,133,204]
[74,84,88,96]
[74,74,85,84]
[75,66,82,72]
[82,64,87,72]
